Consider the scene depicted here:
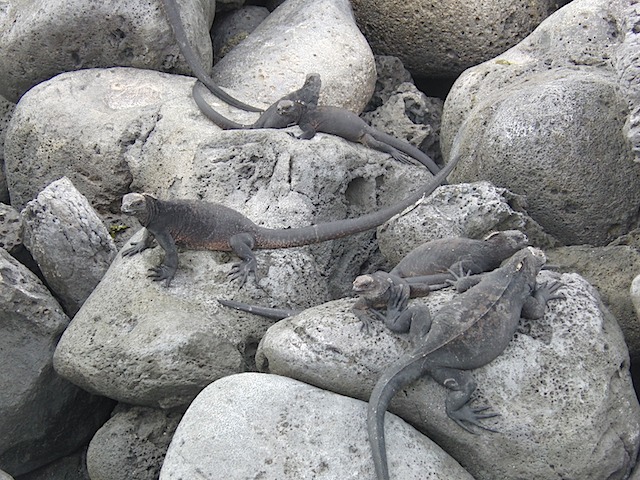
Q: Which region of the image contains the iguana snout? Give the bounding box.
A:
[121,193,148,215]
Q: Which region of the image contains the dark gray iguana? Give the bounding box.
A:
[193,77,441,175]
[217,230,529,332]
[120,154,460,287]
[368,246,563,480]
[192,73,321,130]
[160,0,262,112]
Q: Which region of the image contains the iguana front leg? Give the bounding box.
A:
[122,228,155,256]
[147,230,178,287]
[228,233,258,287]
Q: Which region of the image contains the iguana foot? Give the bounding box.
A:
[389,151,413,165]
[122,241,149,257]
[148,264,176,287]
[228,258,257,287]
[449,404,501,434]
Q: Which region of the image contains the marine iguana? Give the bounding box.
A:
[192,77,440,174]
[275,99,441,175]
[120,154,460,287]
[368,247,563,480]
[160,0,262,112]
[217,230,529,331]
[192,73,321,130]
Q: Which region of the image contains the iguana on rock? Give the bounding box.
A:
[218,230,529,332]
[275,99,441,174]
[120,154,460,287]
[193,75,440,174]
[368,247,563,480]
[192,73,321,129]
[160,0,262,112]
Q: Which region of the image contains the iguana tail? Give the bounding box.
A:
[367,350,434,480]
[370,129,441,175]
[192,81,252,129]
[160,0,262,112]
[255,153,461,249]
[217,299,300,320]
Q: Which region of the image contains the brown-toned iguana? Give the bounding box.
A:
[160,0,262,112]
[192,73,321,129]
[368,247,563,480]
[120,154,460,287]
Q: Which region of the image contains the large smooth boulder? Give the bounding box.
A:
[212,0,376,112]
[0,0,215,102]
[256,271,640,479]
[441,0,640,246]
[159,373,475,480]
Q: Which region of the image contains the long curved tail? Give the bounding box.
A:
[217,298,299,320]
[192,81,250,129]
[160,0,262,112]
[367,353,430,480]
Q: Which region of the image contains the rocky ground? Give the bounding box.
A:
[1,0,640,479]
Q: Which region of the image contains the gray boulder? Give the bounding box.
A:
[0,203,21,254]
[0,0,215,102]
[212,0,376,112]
[377,180,557,266]
[211,6,270,61]
[5,60,377,212]
[441,0,640,246]
[351,0,568,78]
[20,177,118,316]
[0,96,14,203]
[547,245,640,360]
[256,272,640,479]
[0,471,13,480]
[0,248,113,477]
[159,373,474,480]
[16,450,89,480]
[87,405,183,480]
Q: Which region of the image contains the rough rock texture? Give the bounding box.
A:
[4,64,380,212]
[377,180,558,266]
[350,0,568,78]
[159,373,474,480]
[0,96,14,203]
[0,471,13,480]
[364,55,413,112]
[546,245,640,360]
[0,248,113,477]
[20,177,118,316]
[256,272,640,480]
[211,5,270,61]
[0,0,215,102]
[0,203,21,254]
[212,0,376,112]
[441,0,640,246]
[87,405,183,480]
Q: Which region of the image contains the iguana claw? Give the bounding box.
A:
[449,404,501,434]
[148,265,175,287]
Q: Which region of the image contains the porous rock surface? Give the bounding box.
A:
[0,0,216,102]
[159,372,474,480]
[441,0,640,246]
[377,180,557,266]
[212,0,376,112]
[87,405,183,480]
[0,248,113,477]
[546,245,640,360]
[0,96,14,203]
[20,177,118,316]
[211,5,270,61]
[351,0,568,78]
[256,272,640,480]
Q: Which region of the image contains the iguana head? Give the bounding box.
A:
[484,230,529,250]
[121,193,148,215]
[510,246,547,275]
[352,271,394,299]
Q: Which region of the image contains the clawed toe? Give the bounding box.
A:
[450,405,501,434]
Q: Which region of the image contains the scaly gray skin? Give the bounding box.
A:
[160,0,262,112]
[276,100,441,175]
[217,231,529,329]
[351,230,530,331]
[193,73,321,129]
[120,154,460,287]
[368,247,563,480]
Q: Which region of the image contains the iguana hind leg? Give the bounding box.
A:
[228,233,258,287]
[432,367,499,433]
